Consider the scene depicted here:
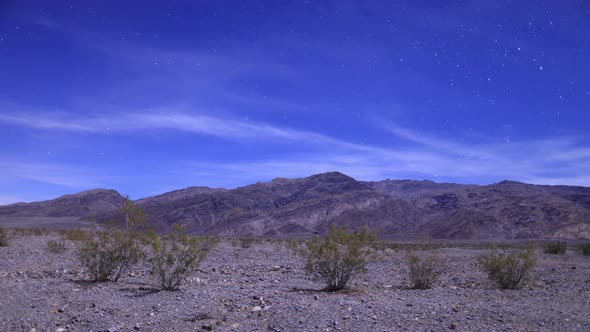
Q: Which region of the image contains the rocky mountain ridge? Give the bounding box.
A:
[1,172,589,240]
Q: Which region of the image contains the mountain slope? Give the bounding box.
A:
[1,173,589,240]
[0,189,125,218]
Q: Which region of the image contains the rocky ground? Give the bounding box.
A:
[0,231,589,332]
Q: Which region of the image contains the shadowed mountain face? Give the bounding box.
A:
[1,172,590,240]
[0,189,125,218]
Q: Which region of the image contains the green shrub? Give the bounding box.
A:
[77,229,143,282]
[301,225,376,292]
[63,228,93,242]
[148,225,210,291]
[76,197,147,282]
[479,244,537,289]
[13,227,48,237]
[239,237,255,249]
[543,238,567,255]
[284,238,303,252]
[0,226,7,246]
[406,250,444,290]
[47,239,66,254]
[577,243,590,256]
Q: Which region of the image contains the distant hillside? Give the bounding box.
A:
[1,172,589,240]
[0,189,124,218]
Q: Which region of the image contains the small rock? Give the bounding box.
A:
[201,324,213,331]
[314,295,320,300]
[57,307,65,313]
[134,324,141,330]
[449,323,458,330]
[251,306,262,312]
[55,329,66,332]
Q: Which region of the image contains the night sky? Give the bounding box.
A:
[1,1,589,203]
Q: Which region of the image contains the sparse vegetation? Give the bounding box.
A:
[479,243,537,289]
[76,199,146,282]
[238,237,255,249]
[12,227,49,237]
[77,229,143,282]
[300,225,376,291]
[284,238,304,252]
[406,250,444,290]
[148,225,210,291]
[47,239,66,254]
[543,237,567,255]
[0,226,7,246]
[62,228,93,242]
[577,243,590,256]
[121,196,147,231]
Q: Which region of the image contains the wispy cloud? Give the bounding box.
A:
[2,108,589,187]
[0,109,345,146]
[0,161,107,189]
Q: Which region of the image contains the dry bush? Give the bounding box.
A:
[47,239,66,254]
[301,225,377,292]
[77,229,143,282]
[577,243,590,256]
[148,225,210,291]
[406,250,444,290]
[62,228,93,242]
[478,244,537,289]
[284,238,304,252]
[13,227,48,237]
[0,226,7,246]
[195,235,220,252]
[238,237,255,249]
[543,238,567,255]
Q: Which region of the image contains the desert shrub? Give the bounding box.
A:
[121,196,147,231]
[406,250,444,289]
[195,235,220,252]
[0,226,7,246]
[577,243,590,256]
[77,198,146,282]
[478,244,536,289]
[63,228,93,242]
[239,237,255,249]
[284,238,303,252]
[77,229,143,282]
[148,225,210,291]
[47,239,66,254]
[301,225,377,292]
[13,227,48,237]
[543,238,567,255]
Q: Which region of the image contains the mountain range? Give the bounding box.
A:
[1,172,589,240]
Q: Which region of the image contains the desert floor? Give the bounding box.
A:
[1,231,589,332]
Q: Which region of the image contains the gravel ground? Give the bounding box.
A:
[1,232,589,332]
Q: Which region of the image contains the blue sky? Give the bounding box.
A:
[1,1,589,203]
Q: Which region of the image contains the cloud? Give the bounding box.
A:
[0,109,344,146]
[0,161,107,189]
[2,106,589,188]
